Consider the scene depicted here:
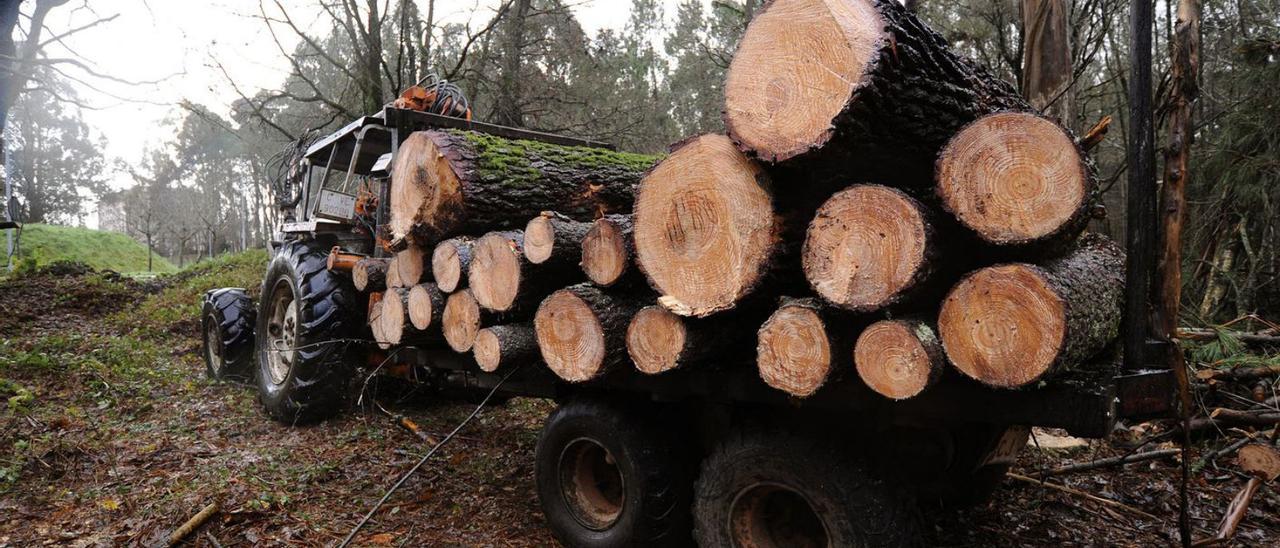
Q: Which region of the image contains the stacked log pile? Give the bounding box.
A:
[345,0,1125,400]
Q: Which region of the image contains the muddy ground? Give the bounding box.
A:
[1,257,1277,546]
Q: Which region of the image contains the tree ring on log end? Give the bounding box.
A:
[582,219,627,286]
[470,233,522,311]
[939,265,1066,388]
[626,306,687,375]
[635,134,776,317]
[389,132,464,245]
[443,290,481,352]
[855,320,931,399]
[757,304,832,397]
[473,329,502,373]
[937,113,1088,243]
[524,215,557,264]
[535,290,606,382]
[724,0,886,162]
[803,185,927,311]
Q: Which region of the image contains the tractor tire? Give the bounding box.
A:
[254,240,362,424]
[535,398,694,547]
[201,288,255,381]
[693,429,923,548]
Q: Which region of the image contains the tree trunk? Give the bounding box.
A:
[473,323,538,373]
[854,318,945,399]
[407,282,445,331]
[724,0,1028,185]
[353,258,389,292]
[534,284,644,383]
[468,229,581,313]
[582,214,636,287]
[756,297,851,397]
[387,130,655,247]
[938,234,1125,388]
[936,112,1095,249]
[803,185,938,312]
[634,134,779,317]
[1021,0,1074,129]
[524,211,591,267]
[431,236,475,293]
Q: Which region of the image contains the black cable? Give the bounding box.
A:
[337,365,521,548]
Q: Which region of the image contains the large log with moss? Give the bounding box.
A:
[723,0,1029,184]
[387,130,658,248]
[938,234,1124,388]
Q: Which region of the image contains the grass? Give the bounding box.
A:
[10,223,175,274]
[115,249,268,339]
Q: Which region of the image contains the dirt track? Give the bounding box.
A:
[2,261,1277,546]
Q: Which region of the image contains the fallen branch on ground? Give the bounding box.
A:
[168,502,220,547]
[1007,473,1162,521]
[1042,448,1181,477]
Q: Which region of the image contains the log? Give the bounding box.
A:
[723,0,1028,184]
[368,291,390,350]
[534,284,644,382]
[353,258,388,292]
[756,297,849,397]
[803,185,937,311]
[380,287,425,346]
[634,134,779,317]
[938,234,1125,388]
[625,306,719,374]
[442,289,483,352]
[387,130,656,247]
[1238,443,1280,482]
[524,211,591,266]
[936,112,1095,248]
[582,214,635,287]
[385,254,404,288]
[431,236,475,293]
[468,230,579,313]
[326,247,362,273]
[407,283,445,331]
[393,245,430,287]
[854,318,945,400]
[473,323,539,373]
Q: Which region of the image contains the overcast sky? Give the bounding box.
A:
[30,0,697,227]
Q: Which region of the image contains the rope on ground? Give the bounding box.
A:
[337,365,522,548]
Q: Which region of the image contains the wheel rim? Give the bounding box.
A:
[265,279,298,386]
[728,482,829,548]
[557,437,625,531]
[205,316,225,375]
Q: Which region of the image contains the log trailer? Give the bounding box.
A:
[201,1,1179,545]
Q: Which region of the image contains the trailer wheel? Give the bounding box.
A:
[694,430,922,547]
[255,240,361,424]
[936,424,1029,507]
[201,288,255,381]
[535,398,693,547]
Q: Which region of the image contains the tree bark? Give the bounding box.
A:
[756,297,852,397]
[1021,0,1075,128]
[582,214,636,287]
[724,0,1029,185]
[803,185,938,312]
[353,258,389,292]
[634,134,779,317]
[936,112,1095,249]
[468,229,581,313]
[534,284,644,383]
[387,130,655,247]
[854,318,945,399]
[473,323,538,373]
[407,282,445,331]
[524,211,591,266]
[938,234,1125,388]
[431,236,474,293]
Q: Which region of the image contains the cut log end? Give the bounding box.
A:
[432,237,473,293]
[635,134,777,317]
[524,215,557,264]
[626,306,688,375]
[534,289,606,382]
[353,258,388,292]
[854,320,942,399]
[394,246,427,287]
[473,324,537,373]
[1239,444,1280,482]
[388,132,463,245]
[443,289,481,352]
[407,283,443,331]
[582,217,630,286]
[380,288,409,346]
[937,112,1089,244]
[469,232,522,312]
[724,0,886,161]
[939,265,1066,388]
[803,185,929,311]
[756,301,833,397]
